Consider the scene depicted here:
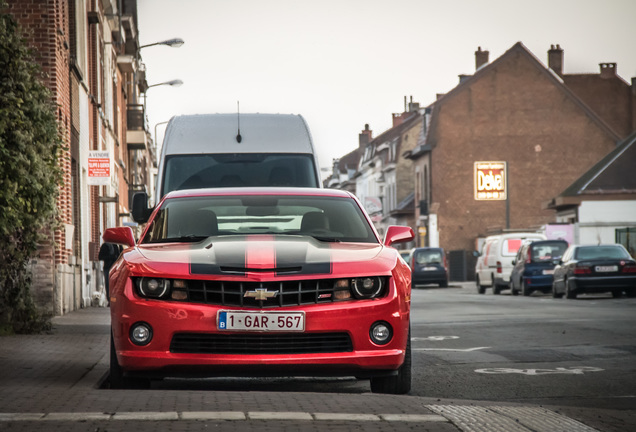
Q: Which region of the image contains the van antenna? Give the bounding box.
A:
[236,101,242,143]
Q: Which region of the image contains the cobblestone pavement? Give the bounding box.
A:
[0,306,633,431]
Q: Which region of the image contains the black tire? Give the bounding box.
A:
[625,288,636,298]
[439,280,448,288]
[612,290,622,298]
[370,327,411,394]
[110,329,150,389]
[522,279,531,297]
[476,276,486,294]
[565,278,577,299]
[552,282,563,299]
[109,330,125,389]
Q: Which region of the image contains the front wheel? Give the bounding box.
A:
[370,328,411,394]
[476,276,486,294]
[110,329,150,389]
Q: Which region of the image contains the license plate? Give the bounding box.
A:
[423,266,437,271]
[543,269,554,275]
[217,311,305,332]
[595,265,618,272]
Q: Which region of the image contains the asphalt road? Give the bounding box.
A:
[410,282,636,410]
[150,282,636,413]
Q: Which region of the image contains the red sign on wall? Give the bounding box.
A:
[88,151,111,185]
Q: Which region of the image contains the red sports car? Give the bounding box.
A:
[104,187,414,393]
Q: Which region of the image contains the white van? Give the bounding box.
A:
[474,232,546,294]
[132,113,321,222]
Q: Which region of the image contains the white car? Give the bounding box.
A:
[474,232,546,294]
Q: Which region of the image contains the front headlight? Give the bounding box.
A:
[137,277,170,298]
[351,277,384,299]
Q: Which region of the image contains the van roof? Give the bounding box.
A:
[162,113,315,155]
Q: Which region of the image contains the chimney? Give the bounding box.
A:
[548,44,563,76]
[600,63,617,79]
[358,124,372,148]
[408,95,420,112]
[475,46,489,70]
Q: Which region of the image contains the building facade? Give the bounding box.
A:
[6,0,155,315]
[410,43,635,279]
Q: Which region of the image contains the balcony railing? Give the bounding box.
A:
[126,104,146,131]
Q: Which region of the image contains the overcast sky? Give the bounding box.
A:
[136,0,636,174]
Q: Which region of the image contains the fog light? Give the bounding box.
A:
[130,322,153,346]
[370,321,393,345]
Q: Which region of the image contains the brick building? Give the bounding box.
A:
[6,0,154,315]
[408,42,635,279]
[354,98,422,240]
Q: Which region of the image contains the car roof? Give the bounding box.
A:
[162,113,314,155]
[163,187,355,200]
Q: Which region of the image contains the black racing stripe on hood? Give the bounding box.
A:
[275,239,332,276]
[190,237,247,276]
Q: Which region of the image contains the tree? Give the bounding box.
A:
[0,1,64,333]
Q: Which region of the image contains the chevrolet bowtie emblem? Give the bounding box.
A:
[244,288,278,301]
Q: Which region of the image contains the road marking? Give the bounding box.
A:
[475,366,604,375]
[0,408,600,430]
[415,346,491,352]
[413,335,460,341]
[427,405,600,432]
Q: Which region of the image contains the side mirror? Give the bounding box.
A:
[383,226,415,247]
[103,227,136,248]
[132,192,153,223]
[511,259,516,265]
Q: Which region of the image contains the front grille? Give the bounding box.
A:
[185,279,349,308]
[170,332,353,354]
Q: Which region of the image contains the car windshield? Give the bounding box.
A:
[161,153,318,196]
[142,195,378,244]
[531,241,568,262]
[575,245,631,260]
[414,250,443,265]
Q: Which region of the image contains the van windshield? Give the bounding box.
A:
[161,153,319,196]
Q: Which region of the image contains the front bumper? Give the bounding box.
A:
[111,279,409,378]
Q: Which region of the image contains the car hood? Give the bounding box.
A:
[126,235,396,279]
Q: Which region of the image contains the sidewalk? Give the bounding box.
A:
[0,305,632,431]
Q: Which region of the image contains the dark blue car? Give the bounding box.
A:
[510,240,569,296]
[410,247,448,288]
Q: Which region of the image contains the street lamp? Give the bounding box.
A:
[146,79,183,90]
[143,79,183,112]
[139,38,184,50]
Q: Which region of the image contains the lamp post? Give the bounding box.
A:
[143,79,183,112]
[139,38,184,50]
[154,120,170,163]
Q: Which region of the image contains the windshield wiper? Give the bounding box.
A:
[311,236,341,242]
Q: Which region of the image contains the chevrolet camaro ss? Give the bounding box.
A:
[103,187,415,393]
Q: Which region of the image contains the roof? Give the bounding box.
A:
[556,131,636,197]
[164,187,354,200]
[424,42,621,148]
[161,113,315,155]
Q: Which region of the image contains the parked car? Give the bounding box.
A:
[410,247,448,287]
[552,244,636,299]
[132,113,322,223]
[399,249,413,268]
[104,187,415,394]
[474,232,546,294]
[510,240,569,296]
